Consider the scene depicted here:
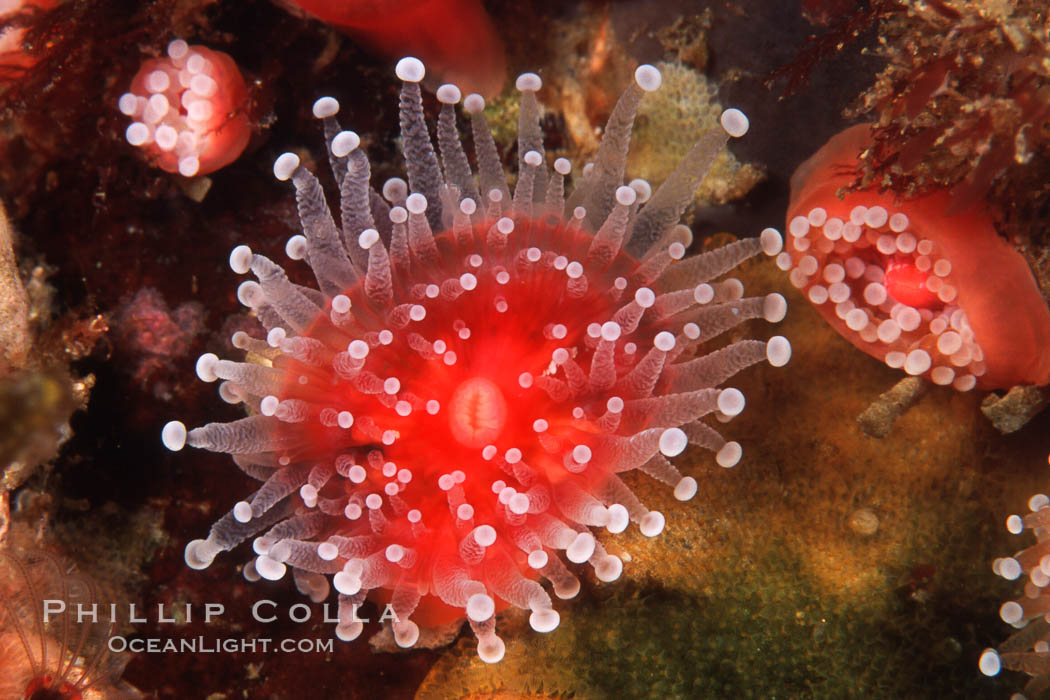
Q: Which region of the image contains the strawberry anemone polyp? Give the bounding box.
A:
[784,124,1050,391]
[980,471,1050,695]
[283,0,506,97]
[118,39,251,177]
[161,57,791,661]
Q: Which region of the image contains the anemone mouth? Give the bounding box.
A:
[781,201,984,391]
[448,377,507,447]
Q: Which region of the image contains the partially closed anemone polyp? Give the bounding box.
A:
[162,57,790,661]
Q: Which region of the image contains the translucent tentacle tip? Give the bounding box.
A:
[478,635,505,664]
[394,620,420,648]
[162,420,187,451]
[760,227,784,256]
[395,57,425,83]
[529,608,560,632]
[256,555,287,581]
[331,131,360,157]
[615,185,637,206]
[766,336,792,367]
[406,192,428,214]
[606,503,629,533]
[640,511,666,537]
[515,72,542,92]
[717,388,746,417]
[195,353,219,382]
[716,441,742,468]
[229,244,253,274]
[436,84,462,104]
[184,539,214,569]
[635,64,662,91]
[312,96,339,119]
[978,649,1001,677]
[466,593,495,622]
[763,293,788,323]
[595,554,623,582]
[273,152,300,181]
[720,108,749,137]
[463,93,485,114]
[674,477,698,501]
[659,427,687,457]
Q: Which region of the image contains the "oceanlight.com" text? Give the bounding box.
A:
[108,636,335,654]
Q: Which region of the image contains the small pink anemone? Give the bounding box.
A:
[118,39,251,177]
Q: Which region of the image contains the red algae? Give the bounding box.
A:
[784,124,1050,391]
[845,0,1050,232]
[283,0,506,97]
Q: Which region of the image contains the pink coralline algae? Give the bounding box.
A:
[112,287,205,389]
[162,58,790,661]
[118,39,251,178]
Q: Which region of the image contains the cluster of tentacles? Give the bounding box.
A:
[162,58,790,660]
